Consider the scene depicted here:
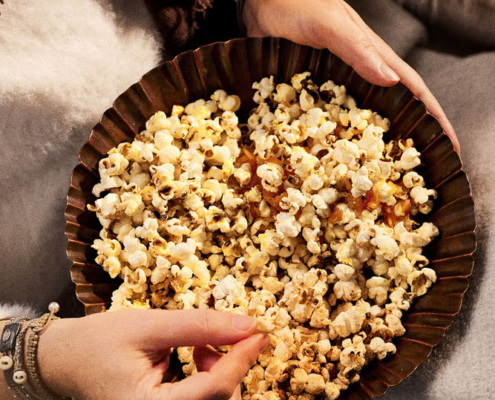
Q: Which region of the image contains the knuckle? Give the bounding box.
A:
[353,38,377,59]
[150,383,172,400]
[199,308,215,336]
[207,382,233,400]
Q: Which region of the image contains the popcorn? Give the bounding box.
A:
[99,152,129,177]
[333,264,361,302]
[169,239,196,260]
[403,171,424,188]
[276,212,302,238]
[88,72,439,400]
[395,147,421,171]
[408,268,437,296]
[366,277,390,306]
[273,83,297,104]
[257,163,284,193]
[372,232,400,261]
[333,140,360,166]
[319,187,339,205]
[280,188,310,214]
[368,337,396,360]
[350,166,373,197]
[291,72,311,92]
[329,300,369,339]
[211,89,241,112]
[410,186,437,204]
[253,76,275,103]
[340,335,366,373]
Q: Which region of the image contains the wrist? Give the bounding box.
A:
[243,0,297,39]
[35,318,76,398]
[243,0,267,37]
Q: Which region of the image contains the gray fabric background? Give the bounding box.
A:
[1,0,494,398]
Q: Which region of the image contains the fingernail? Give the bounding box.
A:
[380,64,400,82]
[232,314,256,332]
[258,334,270,351]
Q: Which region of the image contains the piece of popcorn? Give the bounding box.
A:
[350,166,373,197]
[333,264,362,302]
[403,171,424,188]
[366,277,390,306]
[371,232,400,261]
[211,89,241,112]
[291,72,311,92]
[368,337,396,360]
[290,147,319,179]
[99,152,129,177]
[333,140,360,166]
[169,239,196,261]
[276,212,302,239]
[408,268,437,296]
[325,382,341,400]
[170,265,194,293]
[124,268,148,293]
[280,188,310,214]
[305,173,325,192]
[257,163,284,193]
[329,163,348,185]
[273,83,297,104]
[410,186,437,205]
[395,147,421,171]
[340,335,366,372]
[329,300,370,339]
[146,111,170,133]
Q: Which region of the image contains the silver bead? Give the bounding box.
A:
[0,355,13,370]
[48,302,60,313]
[13,370,27,384]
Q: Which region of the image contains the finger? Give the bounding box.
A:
[316,1,400,86]
[122,309,257,349]
[248,0,398,86]
[193,348,243,400]
[154,334,269,400]
[194,345,222,372]
[339,0,460,152]
[271,0,399,86]
[230,386,242,400]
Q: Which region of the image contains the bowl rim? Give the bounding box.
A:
[64,36,477,399]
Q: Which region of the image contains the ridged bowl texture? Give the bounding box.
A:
[64,37,476,399]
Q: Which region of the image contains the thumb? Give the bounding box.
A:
[155,334,270,400]
[194,345,222,372]
[194,346,243,400]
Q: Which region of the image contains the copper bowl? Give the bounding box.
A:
[64,37,476,399]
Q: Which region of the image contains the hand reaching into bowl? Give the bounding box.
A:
[0,310,267,400]
[243,0,460,152]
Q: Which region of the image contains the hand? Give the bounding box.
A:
[35,309,268,400]
[243,0,460,152]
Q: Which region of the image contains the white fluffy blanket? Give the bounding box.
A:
[0,1,494,399]
[0,0,162,314]
[0,0,161,170]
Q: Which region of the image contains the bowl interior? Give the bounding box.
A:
[65,37,476,400]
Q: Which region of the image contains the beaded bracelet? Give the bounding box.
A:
[1,303,69,400]
[1,317,30,391]
[12,319,41,399]
[13,319,32,385]
[26,303,70,400]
